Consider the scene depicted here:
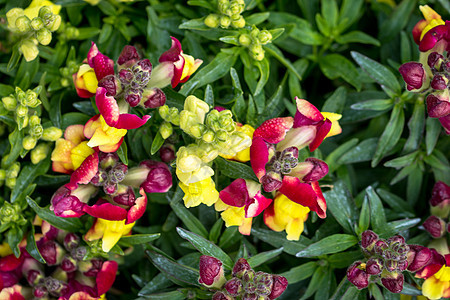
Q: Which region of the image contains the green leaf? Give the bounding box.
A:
[281,261,317,284]
[401,282,422,296]
[330,277,361,300]
[376,188,413,214]
[7,45,21,72]
[321,0,339,28]
[323,180,358,234]
[372,104,405,167]
[369,284,384,300]
[400,31,412,63]
[425,117,441,155]
[139,290,185,300]
[246,12,270,25]
[384,151,418,168]
[215,157,259,181]
[301,267,329,299]
[351,51,401,95]
[180,51,238,96]
[209,218,223,244]
[4,129,24,168]
[176,227,234,270]
[26,225,45,263]
[365,186,386,233]
[11,158,50,203]
[117,141,128,165]
[254,57,270,96]
[7,226,23,257]
[378,218,421,238]
[145,249,200,286]
[338,0,364,32]
[151,132,165,155]
[350,99,393,111]
[338,138,378,164]
[204,84,214,108]
[328,251,363,269]
[296,234,358,257]
[26,197,84,232]
[247,247,284,268]
[358,195,370,234]
[0,84,14,97]
[179,18,210,31]
[378,0,417,42]
[119,233,161,247]
[187,0,215,10]
[336,31,380,46]
[168,187,209,238]
[251,228,312,256]
[264,44,302,80]
[316,13,331,37]
[319,54,361,90]
[269,13,324,45]
[322,86,347,114]
[404,100,425,153]
[325,138,359,172]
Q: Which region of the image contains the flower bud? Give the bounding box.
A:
[431,74,448,90]
[37,28,52,45]
[360,230,378,252]
[212,292,233,300]
[31,143,50,164]
[398,62,427,91]
[30,17,44,31]
[233,258,252,278]
[117,45,140,68]
[5,178,16,189]
[427,52,444,71]
[258,30,272,44]
[231,16,245,28]
[255,271,273,296]
[46,14,61,32]
[268,275,288,299]
[158,145,175,164]
[23,135,38,150]
[202,130,215,143]
[39,6,53,19]
[25,89,40,107]
[189,124,205,139]
[430,181,450,210]
[381,272,404,293]
[346,261,369,289]
[365,258,382,275]
[261,170,282,192]
[44,277,68,297]
[225,278,244,296]
[98,74,121,97]
[2,96,17,111]
[33,285,48,298]
[220,15,231,28]
[143,87,166,108]
[22,258,44,285]
[184,95,210,123]
[112,185,136,206]
[125,89,142,107]
[239,34,252,46]
[6,8,25,30]
[29,115,40,127]
[63,233,80,251]
[198,255,226,289]
[19,39,39,62]
[423,215,446,238]
[30,124,43,138]
[61,255,77,272]
[426,93,450,118]
[38,241,65,266]
[15,15,31,33]
[16,104,28,118]
[42,126,63,141]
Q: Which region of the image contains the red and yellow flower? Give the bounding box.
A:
[412,5,449,52]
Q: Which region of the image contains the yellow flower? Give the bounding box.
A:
[264,194,310,241]
[422,263,450,299]
[321,112,342,139]
[24,0,61,19]
[220,124,254,162]
[85,218,134,252]
[215,199,253,235]
[74,64,99,97]
[175,146,214,184]
[85,115,127,153]
[179,177,219,208]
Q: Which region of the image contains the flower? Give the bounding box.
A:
[0,285,31,299]
[220,124,254,162]
[263,193,310,241]
[85,218,134,252]
[430,181,450,218]
[421,254,450,299]
[84,114,127,153]
[73,64,98,98]
[19,38,39,62]
[23,0,61,19]
[179,177,219,208]
[423,216,446,238]
[51,125,93,174]
[175,145,214,184]
[398,62,429,91]
[198,255,226,289]
[215,179,272,235]
[412,5,447,52]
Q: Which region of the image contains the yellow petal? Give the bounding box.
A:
[285,218,304,241]
[71,141,94,170]
[221,207,245,227]
[422,276,446,300]
[82,71,99,94]
[419,5,442,23]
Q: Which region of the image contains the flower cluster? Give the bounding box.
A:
[198,256,288,300]
[237,27,273,61]
[6,1,62,61]
[347,230,448,296]
[0,219,117,299]
[398,5,450,134]
[204,0,246,29]
[423,181,450,239]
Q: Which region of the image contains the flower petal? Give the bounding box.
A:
[116,113,151,130]
[66,152,99,190]
[294,98,324,126]
[92,52,114,81]
[219,178,248,207]
[64,125,85,145]
[238,217,252,235]
[96,260,118,296]
[245,191,272,218]
[311,181,326,218]
[73,73,95,98]
[140,161,173,193]
[96,87,120,127]
[253,117,293,144]
[126,188,147,224]
[159,37,182,63]
[302,158,329,182]
[309,119,332,152]
[250,137,269,180]
[419,23,449,52]
[278,176,326,218]
[82,199,128,221]
[439,114,450,135]
[263,203,284,232]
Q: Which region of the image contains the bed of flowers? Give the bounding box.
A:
[0,0,449,299]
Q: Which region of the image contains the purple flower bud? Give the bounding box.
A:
[386,235,405,246]
[361,230,378,251]
[301,157,329,182]
[118,45,140,67]
[61,255,77,272]
[430,74,448,90]
[22,258,44,285]
[109,163,128,183]
[430,181,450,208]
[198,255,226,289]
[243,293,258,300]
[346,261,369,290]
[365,259,382,275]
[38,241,65,266]
[212,292,233,300]
[50,186,87,218]
[44,277,68,297]
[268,275,288,299]
[398,62,427,91]
[426,94,450,118]
[33,285,48,298]
[71,246,87,262]
[225,278,244,296]
[397,260,408,271]
[423,215,446,238]
[374,240,388,255]
[98,75,121,96]
[384,259,398,272]
[139,160,173,193]
[90,169,107,186]
[103,181,118,195]
[159,144,176,163]
[79,259,103,277]
[427,52,444,70]
[63,233,80,251]
[255,272,273,296]
[99,152,119,169]
[244,280,256,294]
[137,59,152,72]
[112,186,136,206]
[381,272,404,293]
[261,171,283,192]
[233,258,252,278]
[143,88,166,109]
[125,89,142,107]
[119,69,134,85]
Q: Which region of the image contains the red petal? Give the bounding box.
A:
[309,119,331,152]
[0,255,23,272]
[87,42,99,68]
[419,24,448,52]
[415,248,446,278]
[219,178,248,207]
[159,37,182,63]
[278,176,324,218]
[294,98,323,127]
[96,260,118,296]
[412,19,427,45]
[92,52,114,81]
[250,137,269,180]
[439,114,450,135]
[253,117,293,144]
[171,55,185,88]
[245,191,272,218]
[263,202,278,231]
[66,153,99,190]
[302,158,329,182]
[96,87,119,127]
[82,199,128,221]
[116,113,151,130]
[311,181,326,218]
[126,188,147,224]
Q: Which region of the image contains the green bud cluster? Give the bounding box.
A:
[60,60,80,87]
[158,105,181,139]
[0,201,26,225]
[2,86,42,131]
[0,162,21,189]
[6,6,62,61]
[204,0,246,29]
[239,27,272,61]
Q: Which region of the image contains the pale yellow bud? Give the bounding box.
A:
[31,143,50,164]
[219,15,231,28]
[159,105,170,120]
[15,16,31,33]
[46,14,61,32]
[2,96,17,111]
[159,121,173,139]
[204,14,220,28]
[30,17,44,31]
[202,130,215,143]
[6,178,16,189]
[231,16,245,28]
[239,34,252,46]
[16,104,28,118]
[258,30,272,44]
[6,8,25,30]
[184,95,210,123]
[23,135,38,150]
[41,127,63,141]
[36,28,52,45]
[19,39,39,62]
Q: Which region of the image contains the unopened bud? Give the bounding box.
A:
[19,39,39,62]
[63,233,80,251]
[30,17,44,31]
[5,178,16,189]
[39,6,53,19]
[381,272,404,293]
[37,28,52,45]
[42,126,63,141]
[213,292,233,300]
[16,104,28,117]
[360,230,378,252]
[427,52,444,71]
[268,275,288,299]
[61,255,77,272]
[225,278,244,296]
[202,130,215,143]
[25,90,40,107]
[239,34,252,46]
[46,14,61,32]
[38,241,66,266]
[30,124,43,138]
[250,44,264,61]
[205,14,220,28]
[365,259,382,275]
[220,15,231,28]
[233,258,251,278]
[431,74,448,90]
[184,95,210,122]
[15,16,31,33]
[398,62,427,91]
[190,124,205,139]
[143,87,166,108]
[346,261,369,289]
[216,130,229,142]
[23,135,38,150]
[258,30,272,44]
[2,96,17,111]
[31,143,50,164]
[198,255,226,289]
[231,16,245,28]
[159,121,173,139]
[159,105,170,120]
[29,115,41,127]
[7,8,25,29]
[159,144,176,163]
[423,215,446,238]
